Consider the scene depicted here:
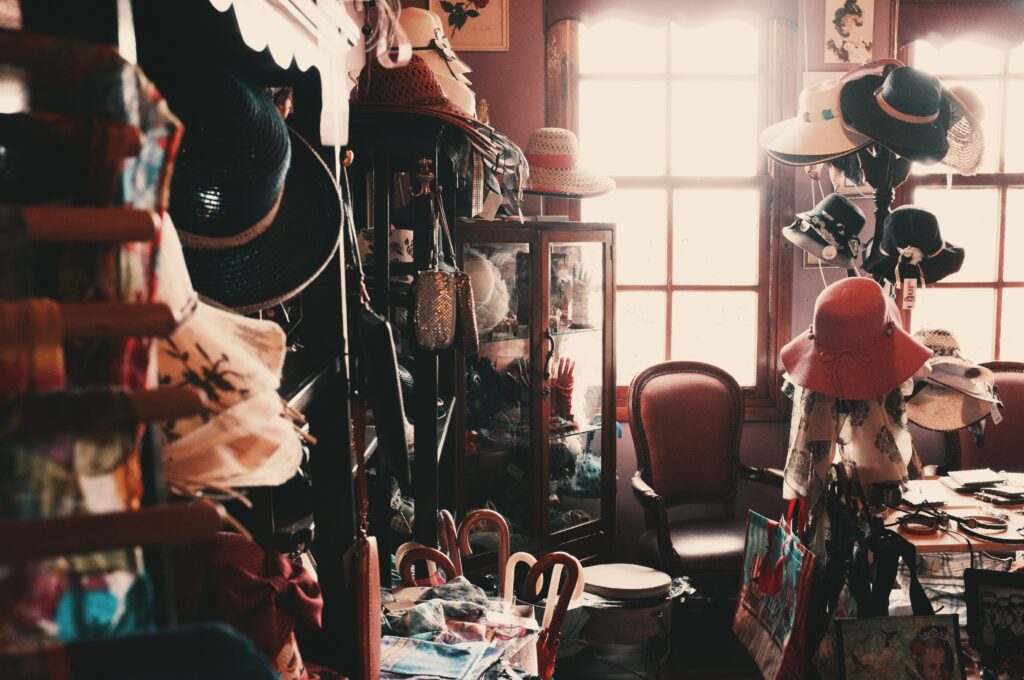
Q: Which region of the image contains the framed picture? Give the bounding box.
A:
[965,568,1024,652]
[824,0,874,64]
[835,615,966,680]
[429,0,509,52]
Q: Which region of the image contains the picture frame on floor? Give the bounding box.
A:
[835,614,966,680]
[965,568,1024,652]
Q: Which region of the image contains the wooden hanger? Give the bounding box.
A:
[0,500,225,564]
[61,301,177,339]
[22,206,160,243]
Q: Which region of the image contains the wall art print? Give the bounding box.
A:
[429,0,509,52]
[824,0,873,64]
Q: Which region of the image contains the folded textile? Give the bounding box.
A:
[420,576,489,608]
[380,636,504,680]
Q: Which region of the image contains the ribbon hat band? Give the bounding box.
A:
[874,87,939,124]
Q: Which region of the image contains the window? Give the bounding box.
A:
[902,38,1024,362]
[570,17,784,411]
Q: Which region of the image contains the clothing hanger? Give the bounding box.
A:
[0,500,229,564]
[61,301,177,339]
[22,205,160,243]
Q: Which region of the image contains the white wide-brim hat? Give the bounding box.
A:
[523,127,615,198]
[155,218,301,487]
[760,79,870,162]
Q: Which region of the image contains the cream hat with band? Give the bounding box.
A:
[399,8,472,83]
[760,79,870,165]
[907,329,1001,432]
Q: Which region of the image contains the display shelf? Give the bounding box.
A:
[551,326,602,338]
[549,422,602,442]
[480,329,531,345]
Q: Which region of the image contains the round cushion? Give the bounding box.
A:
[583,563,671,600]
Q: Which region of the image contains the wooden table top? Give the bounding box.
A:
[883,479,1024,553]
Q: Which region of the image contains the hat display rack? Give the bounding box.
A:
[762,57,982,320]
[7,6,370,677]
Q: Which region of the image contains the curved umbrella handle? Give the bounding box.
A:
[437,509,462,576]
[502,551,538,605]
[525,552,582,680]
[457,508,510,592]
[397,546,456,587]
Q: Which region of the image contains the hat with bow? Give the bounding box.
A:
[862,205,964,287]
[781,277,932,400]
[784,193,867,268]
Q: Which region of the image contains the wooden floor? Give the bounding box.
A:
[556,600,762,679]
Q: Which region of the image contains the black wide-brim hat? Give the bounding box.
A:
[181,128,342,313]
[862,238,965,285]
[840,70,951,165]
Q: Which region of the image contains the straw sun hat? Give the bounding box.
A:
[523,128,614,198]
[907,329,1000,431]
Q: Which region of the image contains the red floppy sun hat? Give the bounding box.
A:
[781,277,931,400]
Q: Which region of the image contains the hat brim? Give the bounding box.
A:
[764,145,867,167]
[182,128,342,313]
[525,166,615,198]
[418,51,472,81]
[919,245,965,283]
[864,243,964,285]
[783,223,856,268]
[907,383,994,431]
[840,75,951,165]
[759,115,870,159]
[781,325,932,400]
[351,104,498,158]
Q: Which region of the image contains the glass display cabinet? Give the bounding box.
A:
[454,219,615,565]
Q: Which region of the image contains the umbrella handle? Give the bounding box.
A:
[457,508,511,592]
[437,509,462,576]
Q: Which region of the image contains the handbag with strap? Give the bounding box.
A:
[733,510,817,680]
[434,193,479,357]
[411,196,456,352]
[341,164,411,487]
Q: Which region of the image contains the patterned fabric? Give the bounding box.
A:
[380,636,505,680]
[0,299,65,394]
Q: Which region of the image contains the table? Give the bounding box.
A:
[884,479,1024,553]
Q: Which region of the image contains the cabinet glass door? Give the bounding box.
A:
[463,242,532,547]
[547,241,605,533]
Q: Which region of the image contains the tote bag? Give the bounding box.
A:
[732,511,816,680]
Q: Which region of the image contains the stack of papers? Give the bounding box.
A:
[941,468,1005,491]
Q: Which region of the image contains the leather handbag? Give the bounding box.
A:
[342,164,411,487]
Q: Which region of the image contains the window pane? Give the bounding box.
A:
[582,189,667,285]
[1000,289,1024,361]
[913,80,1002,175]
[911,288,996,362]
[671,291,757,386]
[673,189,759,284]
[913,39,1004,75]
[580,20,667,74]
[580,80,666,176]
[671,20,758,75]
[672,81,758,176]
[616,291,666,385]
[1011,43,1024,74]
[1006,190,1024,282]
[912,188,999,282]
[1006,82,1024,172]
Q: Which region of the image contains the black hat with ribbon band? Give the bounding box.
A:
[180,127,342,313]
[783,192,866,268]
[840,66,951,165]
[862,206,964,287]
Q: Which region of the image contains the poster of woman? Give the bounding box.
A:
[825,0,873,64]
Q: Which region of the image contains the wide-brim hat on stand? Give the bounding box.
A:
[907,328,1000,431]
[862,205,964,286]
[352,55,497,159]
[523,127,614,198]
[783,192,866,268]
[399,8,473,82]
[760,79,870,165]
[781,277,932,400]
[840,65,952,165]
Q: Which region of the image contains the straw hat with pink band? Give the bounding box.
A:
[781,277,932,401]
[523,128,615,198]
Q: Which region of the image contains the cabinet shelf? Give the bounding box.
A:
[480,330,531,345]
[550,326,602,338]
[549,422,602,443]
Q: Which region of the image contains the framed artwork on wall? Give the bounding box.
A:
[429,0,509,52]
[824,0,873,64]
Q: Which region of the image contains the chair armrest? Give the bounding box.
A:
[631,472,663,507]
[630,472,676,571]
[739,464,785,488]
